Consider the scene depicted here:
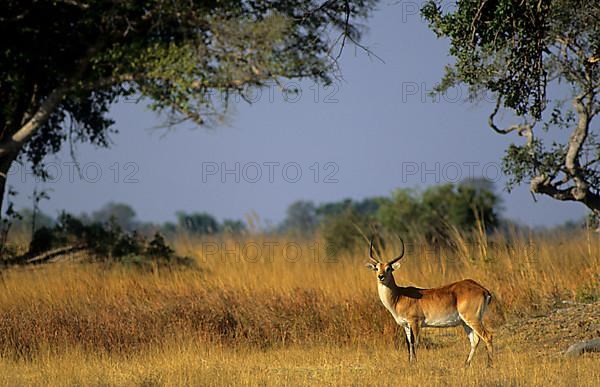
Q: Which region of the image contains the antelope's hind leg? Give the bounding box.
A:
[462,319,493,367]
[462,323,480,366]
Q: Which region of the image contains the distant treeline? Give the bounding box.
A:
[6,178,589,255]
[7,204,247,239]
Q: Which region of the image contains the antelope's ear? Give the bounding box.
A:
[365,263,377,271]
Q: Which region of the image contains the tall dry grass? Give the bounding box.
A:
[1,341,599,386]
[0,230,597,361]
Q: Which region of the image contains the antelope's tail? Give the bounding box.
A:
[484,289,493,306]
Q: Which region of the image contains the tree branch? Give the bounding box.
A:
[0,42,103,159]
[488,99,534,145]
[531,174,600,216]
[564,92,592,200]
[0,87,68,159]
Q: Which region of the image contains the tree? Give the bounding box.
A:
[317,197,384,254]
[90,202,137,231]
[221,219,246,234]
[422,0,600,217]
[352,197,386,217]
[420,179,499,235]
[454,178,501,231]
[319,206,369,255]
[176,211,219,235]
[0,0,375,215]
[376,189,422,236]
[376,181,500,242]
[280,200,319,236]
[316,199,355,219]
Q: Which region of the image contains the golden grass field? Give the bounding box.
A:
[0,230,598,386]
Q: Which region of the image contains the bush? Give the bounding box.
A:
[27,212,193,268]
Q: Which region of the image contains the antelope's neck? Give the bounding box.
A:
[377,280,400,314]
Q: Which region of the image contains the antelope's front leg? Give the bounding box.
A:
[402,326,411,361]
[403,324,417,362]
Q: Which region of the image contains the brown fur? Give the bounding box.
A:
[368,262,493,365]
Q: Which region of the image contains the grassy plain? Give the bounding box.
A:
[0,231,598,386]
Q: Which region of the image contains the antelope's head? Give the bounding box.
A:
[365,236,405,285]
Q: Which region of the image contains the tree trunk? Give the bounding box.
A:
[0,176,5,221]
[0,144,21,223]
[0,87,69,221]
[526,89,600,220]
[0,155,14,222]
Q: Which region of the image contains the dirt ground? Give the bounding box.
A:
[499,302,599,355]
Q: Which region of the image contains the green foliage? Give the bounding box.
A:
[0,0,376,177]
[27,212,192,268]
[502,139,568,192]
[422,0,552,119]
[280,200,319,236]
[315,197,386,219]
[319,207,371,256]
[377,179,500,243]
[146,232,173,256]
[160,222,178,236]
[176,211,220,235]
[283,181,499,252]
[316,198,388,254]
[90,202,138,231]
[422,0,600,215]
[376,189,422,236]
[221,219,247,235]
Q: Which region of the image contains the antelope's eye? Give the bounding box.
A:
[386,267,392,272]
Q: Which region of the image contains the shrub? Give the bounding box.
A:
[27,212,193,268]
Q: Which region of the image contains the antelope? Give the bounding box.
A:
[366,237,493,366]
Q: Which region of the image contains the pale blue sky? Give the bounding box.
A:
[7,1,585,227]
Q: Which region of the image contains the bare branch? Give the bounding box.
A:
[334,0,351,61]
[488,99,534,145]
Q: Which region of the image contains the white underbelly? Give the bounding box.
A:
[423,312,462,328]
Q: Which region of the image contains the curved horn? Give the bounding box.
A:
[369,236,380,263]
[387,237,405,266]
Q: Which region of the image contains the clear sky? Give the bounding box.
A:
[7,1,585,227]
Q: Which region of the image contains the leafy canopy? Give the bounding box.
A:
[0,0,375,175]
[422,0,600,215]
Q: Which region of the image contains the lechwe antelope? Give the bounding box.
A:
[366,237,493,366]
